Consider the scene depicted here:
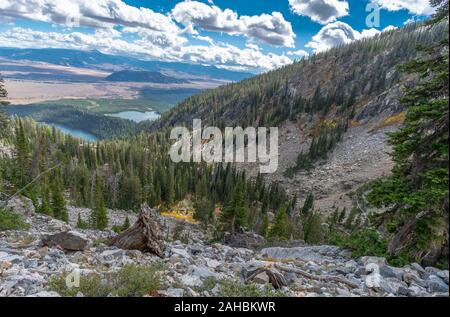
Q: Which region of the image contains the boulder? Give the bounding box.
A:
[261,245,348,263]
[41,231,90,251]
[190,266,217,279]
[6,196,35,216]
[252,272,270,284]
[426,275,449,293]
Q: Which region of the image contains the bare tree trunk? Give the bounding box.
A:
[106,204,165,258]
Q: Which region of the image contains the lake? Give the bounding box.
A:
[51,124,99,142]
[105,111,161,123]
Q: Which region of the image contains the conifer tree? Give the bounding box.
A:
[50,169,68,222]
[301,192,314,217]
[260,213,270,238]
[39,181,53,216]
[220,183,248,235]
[0,75,9,138]
[122,216,131,231]
[76,213,89,229]
[194,197,214,229]
[269,206,293,240]
[90,172,108,230]
[368,0,449,265]
[14,119,30,187]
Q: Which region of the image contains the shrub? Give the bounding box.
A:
[112,263,165,297]
[47,273,111,297]
[0,208,30,231]
[47,264,166,297]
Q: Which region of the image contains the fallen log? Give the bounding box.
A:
[245,267,287,289]
[274,263,359,289]
[106,204,165,258]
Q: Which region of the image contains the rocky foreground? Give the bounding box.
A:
[0,198,449,298]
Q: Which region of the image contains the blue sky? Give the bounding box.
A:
[0,0,434,73]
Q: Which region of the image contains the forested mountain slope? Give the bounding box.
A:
[146,20,449,266]
[151,22,447,131]
[0,18,448,269]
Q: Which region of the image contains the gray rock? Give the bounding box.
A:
[190,266,217,279]
[41,231,89,251]
[26,291,61,297]
[426,275,449,293]
[171,248,190,259]
[6,196,35,216]
[252,272,270,284]
[410,263,426,275]
[379,278,408,295]
[181,275,202,287]
[166,287,184,297]
[437,270,449,284]
[402,270,423,286]
[359,256,387,268]
[379,265,400,279]
[261,245,348,263]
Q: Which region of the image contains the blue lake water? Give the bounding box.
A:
[51,124,99,142]
[106,111,161,123]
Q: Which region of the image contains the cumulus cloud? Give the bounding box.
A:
[306,22,396,53]
[0,0,179,33]
[171,1,295,47]
[288,0,349,24]
[287,50,309,58]
[0,27,292,73]
[370,0,435,16]
[0,0,296,72]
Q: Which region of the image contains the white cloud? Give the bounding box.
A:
[0,0,180,33]
[287,49,309,58]
[288,0,349,24]
[0,0,296,72]
[306,22,397,53]
[370,0,435,16]
[0,27,293,73]
[171,1,296,47]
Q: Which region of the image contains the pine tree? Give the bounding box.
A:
[193,197,214,229]
[76,213,89,229]
[303,213,324,244]
[14,119,30,187]
[0,74,9,138]
[260,213,269,238]
[301,192,314,217]
[39,180,53,216]
[122,216,131,231]
[269,206,293,240]
[90,173,108,230]
[368,0,449,265]
[50,169,68,222]
[220,183,248,235]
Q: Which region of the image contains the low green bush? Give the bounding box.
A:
[0,208,30,231]
[47,264,166,297]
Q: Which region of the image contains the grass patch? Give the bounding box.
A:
[47,263,166,297]
[0,208,30,231]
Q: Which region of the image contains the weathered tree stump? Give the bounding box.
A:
[106,204,165,258]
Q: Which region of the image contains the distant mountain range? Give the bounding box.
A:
[105,70,188,84]
[0,47,252,82]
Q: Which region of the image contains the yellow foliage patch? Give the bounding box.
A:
[372,112,406,131]
[348,119,360,128]
[160,199,199,224]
